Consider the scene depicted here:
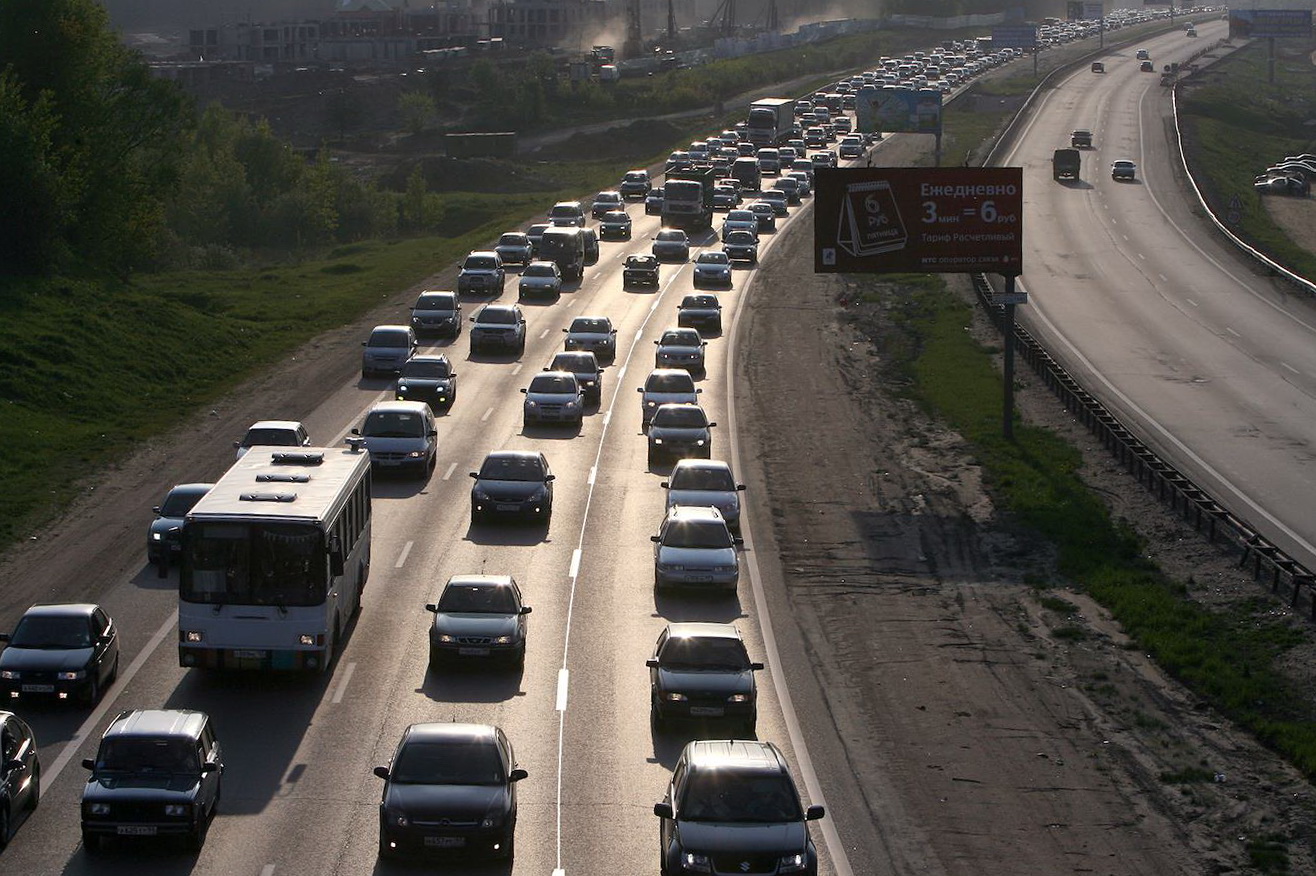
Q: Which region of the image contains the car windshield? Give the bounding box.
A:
[727,212,754,223]
[437,583,518,614]
[525,264,557,278]
[400,360,450,379]
[670,466,735,492]
[570,318,609,333]
[498,234,527,246]
[477,309,517,325]
[530,374,577,393]
[368,330,410,348]
[603,212,629,222]
[698,253,730,265]
[97,738,199,774]
[242,427,301,448]
[725,233,755,246]
[661,520,732,549]
[10,615,91,648]
[653,407,708,428]
[549,205,580,219]
[682,295,718,309]
[661,330,701,346]
[680,771,802,823]
[595,193,620,203]
[647,373,694,393]
[391,740,505,786]
[527,224,549,238]
[552,354,593,372]
[414,297,456,312]
[478,455,545,482]
[463,256,498,270]
[659,635,750,670]
[363,410,426,438]
[159,488,208,517]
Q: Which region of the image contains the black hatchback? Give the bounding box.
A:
[0,604,119,705]
[0,711,40,850]
[469,451,555,525]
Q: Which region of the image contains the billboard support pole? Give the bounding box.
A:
[1003,275,1017,440]
[1269,37,1277,84]
[935,131,942,167]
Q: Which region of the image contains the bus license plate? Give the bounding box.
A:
[234,650,267,659]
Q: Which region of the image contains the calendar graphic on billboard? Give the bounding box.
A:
[837,180,908,258]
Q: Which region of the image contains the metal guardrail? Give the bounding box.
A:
[972,34,1316,613]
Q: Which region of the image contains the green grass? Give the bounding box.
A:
[1178,38,1316,279]
[869,273,1316,779]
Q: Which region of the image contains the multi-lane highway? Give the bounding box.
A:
[1007,18,1316,570]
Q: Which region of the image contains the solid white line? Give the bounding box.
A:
[331,661,356,704]
[556,668,570,711]
[481,407,493,422]
[1225,326,1240,337]
[43,610,179,787]
[1185,298,1198,307]
[569,548,582,579]
[616,363,627,381]
[442,462,457,480]
[261,866,276,876]
[1282,362,1299,374]
[395,540,413,568]
[512,363,524,375]
[588,465,597,486]
[635,328,645,339]
[602,410,612,427]
[539,328,550,339]
[553,870,565,876]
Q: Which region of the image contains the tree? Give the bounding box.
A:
[398,91,437,136]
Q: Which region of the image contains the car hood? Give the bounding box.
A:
[520,277,559,287]
[568,332,611,344]
[364,347,408,359]
[644,391,698,405]
[667,489,740,517]
[0,645,94,672]
[473,478,546,500]
[385,783,509,821]
[149,516,186,538]
[657,667,753,696]
[657,344,703,355]
[649,425,710,442]
[681,307,721,317]
[676,819,808,855]
[84,774,202,798]
[526,391,581,404]
[398,377,454,391]
[362,435,430,453]
[657,546,737,568]
[473,322,518,332]
[434,613,519,638]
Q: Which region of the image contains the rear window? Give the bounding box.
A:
[498,233,527,246]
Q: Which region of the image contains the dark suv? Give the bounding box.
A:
[654,740,824,876]
[81,709,224,853]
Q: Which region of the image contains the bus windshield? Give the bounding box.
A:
[182,522,327,606]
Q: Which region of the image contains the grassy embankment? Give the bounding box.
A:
[1177,37,1316,280]
[0,26,993,550]
[857,35,1316,870]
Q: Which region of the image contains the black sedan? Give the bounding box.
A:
[396,354,458,410]
[426,575,531,669]
[0,604,119,705]
[147,482,212,570]
[469,451,555,525]
[375,723,527,861]
[0,711,40,849]
[676,294,723,334]
[648,623,762,733]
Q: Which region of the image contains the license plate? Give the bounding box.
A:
[21,684,54,693]
[234,650,267,659]
[496,504,519,512]
[117,825,158,836]
[424,836,465,848]
[690,706,725,717]
[458,647,490,657]
[690,576,713,583]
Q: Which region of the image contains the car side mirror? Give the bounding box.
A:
[152,505,163,514]
[520,606,533,615]
[737,484,746,491]
[806,805,825,821]
[350,427,361,436]
[520,388,528,394]
[5,758,23,773]
[469,471,479,479]
[0,634,10,643]
[653,802,674,819]
[424,603,439,614]
[733,536,744,546]
[708,422,717,428]
[544,474,555,482]
[750,662,765,671]
[561,328,569,333]
[645,659,659,668]
[510,768,529,782]
[470,316,477,322]
[695,388,703,394]
[82,758,96,770]
[653,340,659,345]
[361,341,367,346]
[201,762,220,774]
[428,429,437,437]
[373,766,390,780]
[636,387,643,393]
[97,634,113,645]
[659,482,669,489]
[650,535,661,543]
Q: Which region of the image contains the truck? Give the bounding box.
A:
[1052,148,1081,181]
[746,98,795,147]
[662,167,718,231]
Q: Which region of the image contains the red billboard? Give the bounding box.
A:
[813,167,1023,275]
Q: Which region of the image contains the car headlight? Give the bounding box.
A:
[385,808,409,828]
[695,439,705,446]
[727,693,750,703]
[565,401,577,409]
[779,852,808,872]
[0,670,19,680]
[492,635,513,645]
[182,629,203,643]
[481,813,505,829]
[406,450,423,458]
[57,670,87,681]
[152,532,163,541]
[663,692,688,702]
[164,804,191,817]
[436,634,457,644]
[397,384,409,393]
[682,852,712,873]
[652,438,664,445]
[472,489,489,502]
[646,401,657,408]
[86,803,111,816]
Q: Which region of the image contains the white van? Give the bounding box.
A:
[352,401,437,478]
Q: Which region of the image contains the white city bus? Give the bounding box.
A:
[178,446,372,672]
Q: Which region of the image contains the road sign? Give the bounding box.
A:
[1230,9,1314,40]
[814,167,1023,275]
[991,25,1038,50]
[855,87,942,135]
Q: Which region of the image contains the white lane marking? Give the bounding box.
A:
[512,363,523,375]
[635,328,644,339]
[1282,362,1299,374]
[331,661,356,704]
[1185,298,1198,307]
[395,541,413,568]
[616,364,626,380]
[556,668,570,711]
[539,328,550,339]
[569,548,582,579]
[44,610,178,787]
[553,870,565,876]
[588,465,597,486]
[481,407,493,422]
[442,462,457,480]
[261,866,276,876]
[1158,274,1168,282]
[565,299,576,309]
[1138,252,1146,260]
[602,410,611,427]
[1225,326,1240,337]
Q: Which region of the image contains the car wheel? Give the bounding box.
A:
[378,831,397,860]
[186,811,210,852]
[0,806,8,851]
[27,766,40,811]
[107,652,120,686]
[428,646,442,673]
[81,830,101,855]
[83,675,101,706]
[647,447,659,466]
[501,830,516,860]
